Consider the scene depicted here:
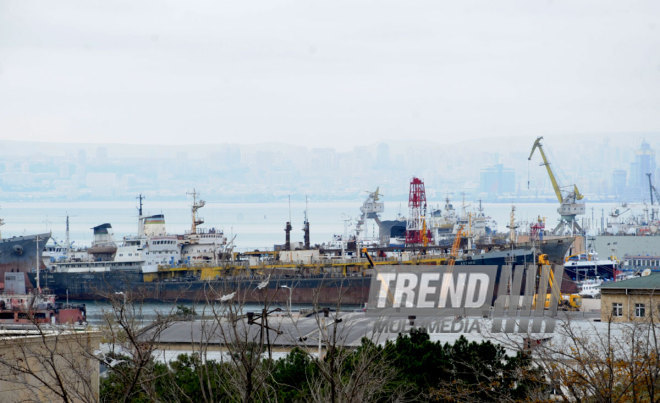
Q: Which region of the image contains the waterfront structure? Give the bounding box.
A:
[600,274,660,323]
[592,235,660,261]
[623,255,660,273]
[0,329,101,402]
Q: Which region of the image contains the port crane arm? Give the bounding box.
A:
[528,136,564,203]
[536,254,582,310]
[448,225,464,267]
[361,247,375,268]
[647,173,660,205]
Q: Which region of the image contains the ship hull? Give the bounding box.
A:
[31,248,552,304]
[518,237,574,264]
[0,233,50,282]
[36,269,373,304]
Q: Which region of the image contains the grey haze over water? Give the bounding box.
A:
[0,135,657,204]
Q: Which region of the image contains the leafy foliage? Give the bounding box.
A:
[100,329,545,402]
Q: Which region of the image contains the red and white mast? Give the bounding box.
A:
[405,177,431,246]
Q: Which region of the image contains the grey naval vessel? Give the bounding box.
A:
[0,216,50,288]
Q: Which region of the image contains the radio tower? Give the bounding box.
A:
[405,177,431,246]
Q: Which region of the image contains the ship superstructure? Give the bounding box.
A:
[48,192,217,276]
[180,190,228,264]
[564,251,619,282]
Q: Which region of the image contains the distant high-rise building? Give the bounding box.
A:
[629,141,656,200]
[611,169,626,198]
[95,146,108,164]
[375,143,390,167]
[479,163,515,198]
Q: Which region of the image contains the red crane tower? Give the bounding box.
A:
[405,177,432,246]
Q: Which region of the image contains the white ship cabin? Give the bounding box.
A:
[43,242,69,264]
[578,278,602,298]
[115,214,181,272]
[113,237,146,263]
[144,236,180,272]
[181,227,227,264]
[184,227,226,243]
[43,242,91,267]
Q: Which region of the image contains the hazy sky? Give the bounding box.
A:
[1,1,659,150]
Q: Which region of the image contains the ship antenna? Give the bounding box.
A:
[137,194,144,217]
[36,235,40,293]
[284,195,292,251]
[303,195,310,249]
[65,214,70,259]
[137,194,146,236]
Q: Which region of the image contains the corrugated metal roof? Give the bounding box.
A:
[600,273,660,290]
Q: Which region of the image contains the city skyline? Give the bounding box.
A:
[0,134,657,205]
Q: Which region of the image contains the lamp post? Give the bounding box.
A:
[280,285,292,316]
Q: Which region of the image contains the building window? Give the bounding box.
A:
[635,303,645,318]
[612,303,623,317]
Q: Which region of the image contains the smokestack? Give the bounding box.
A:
[285,221,292,251]
[304,220,310,249]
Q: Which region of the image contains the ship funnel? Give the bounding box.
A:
[303,220,310,249]
[284,221,292,251]
[144,214,166,237]
[89,223,117,261]
[92,223,114,245]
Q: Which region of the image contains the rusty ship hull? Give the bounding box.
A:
[32,247,542,304]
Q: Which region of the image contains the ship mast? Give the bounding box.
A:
[137,194,145,236]
[303,195,310,249]
[506,205,518,244]
[188,189,205,234]
[36,235,41,292]
[65,215,70,259]
[284,195,291,251]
